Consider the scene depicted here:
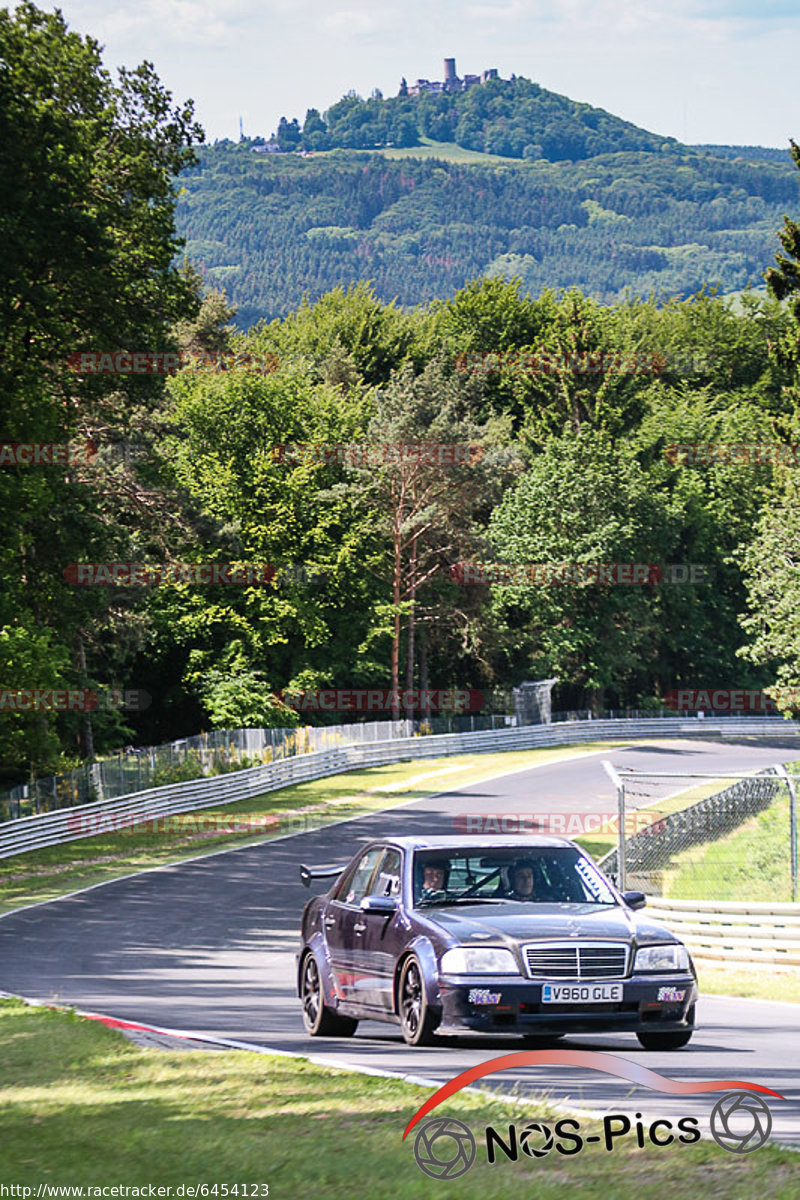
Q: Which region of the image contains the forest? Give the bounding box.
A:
[2,3,800,789]
[177,142,800,327]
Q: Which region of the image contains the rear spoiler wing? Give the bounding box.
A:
[300,862,347,889]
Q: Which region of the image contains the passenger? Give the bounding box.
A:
[508,859,535,901]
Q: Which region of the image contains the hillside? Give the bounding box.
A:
[266,74,679,161]
[176,140,800,327]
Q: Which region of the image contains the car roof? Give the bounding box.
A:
[370,835,579,851]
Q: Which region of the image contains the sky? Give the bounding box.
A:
[49,1,800,148]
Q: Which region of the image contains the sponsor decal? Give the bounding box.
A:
[657,987,686,1002]
[468,989,502,1006]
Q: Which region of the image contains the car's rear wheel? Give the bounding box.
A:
[300,952,358,1038]
[398,955,438,1046]
[636,1004,695,1051]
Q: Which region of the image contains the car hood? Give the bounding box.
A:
[423,902,677,945]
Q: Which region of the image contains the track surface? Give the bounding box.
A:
[2,738,799,1146]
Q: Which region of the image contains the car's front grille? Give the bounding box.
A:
[522,942,628,980]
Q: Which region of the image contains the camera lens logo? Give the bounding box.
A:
[413,1117,476,1179]
[519,1121,554,1157]
[710,1091,772,1153]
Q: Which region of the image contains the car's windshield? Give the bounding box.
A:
[413,847,616,906]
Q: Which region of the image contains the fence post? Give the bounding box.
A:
[776,765,798,902]
[603,760,626,891]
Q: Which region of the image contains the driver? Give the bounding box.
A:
[419,859,449,902]
[508,859,535,901]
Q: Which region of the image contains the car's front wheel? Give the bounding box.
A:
[636,1004,695,1051]
[300,952,358,1038]
[398,955,439,1046]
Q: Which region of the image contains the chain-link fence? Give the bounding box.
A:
[601,764,799,901]
[0,714,526,823]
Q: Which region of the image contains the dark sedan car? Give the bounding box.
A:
[296,836,697,1048]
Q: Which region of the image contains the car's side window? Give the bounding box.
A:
[335,847,385,907]
[368,849,402,899]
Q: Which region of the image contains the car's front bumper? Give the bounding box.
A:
[437,973,697,1034]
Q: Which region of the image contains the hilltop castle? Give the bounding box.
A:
[400,58,499,98]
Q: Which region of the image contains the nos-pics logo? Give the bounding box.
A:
[405,1050,782,1178]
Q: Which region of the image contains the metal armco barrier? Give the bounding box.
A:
[1,716,798,860]
[643,898,800,968]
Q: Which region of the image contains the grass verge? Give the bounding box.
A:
[663,790,796,902]
[697,964,800,1004]
[0,742,628,915]
[0,998,796,1195]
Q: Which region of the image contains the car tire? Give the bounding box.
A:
[636,1004,695,1051]
[398,955,439,1047]
[300,952,358,1038]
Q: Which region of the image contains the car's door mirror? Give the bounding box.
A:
[622,890,646,911]
[360,895,397,914]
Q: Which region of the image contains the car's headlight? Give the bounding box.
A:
[440,946,520,975]
[634,943,690,972]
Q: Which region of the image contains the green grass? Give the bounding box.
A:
[698,964,800,1004]
[0,742,628,915]
[319,137,532,166]
[0,998,797,1195]
[574,780,729,862]
[664,790,796,902]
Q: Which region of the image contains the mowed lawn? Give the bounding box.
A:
[0,1000,797,1197]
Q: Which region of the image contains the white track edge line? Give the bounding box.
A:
[1,988,795,1153]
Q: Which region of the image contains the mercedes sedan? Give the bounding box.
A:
[296,836,697,1048]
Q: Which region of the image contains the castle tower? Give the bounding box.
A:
[444,58,458,90]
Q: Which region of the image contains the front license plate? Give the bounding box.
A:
[541,983,623,1003]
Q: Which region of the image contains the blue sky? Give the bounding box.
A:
[50,1,800,147]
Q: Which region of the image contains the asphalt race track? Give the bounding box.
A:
[2,738,799,1146]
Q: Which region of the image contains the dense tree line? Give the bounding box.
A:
[176,144,800,327]
[270,75,679,161]
[2,4,800,788]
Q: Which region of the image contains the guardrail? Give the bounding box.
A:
[644,898,800,968]
[1,716,798,861]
